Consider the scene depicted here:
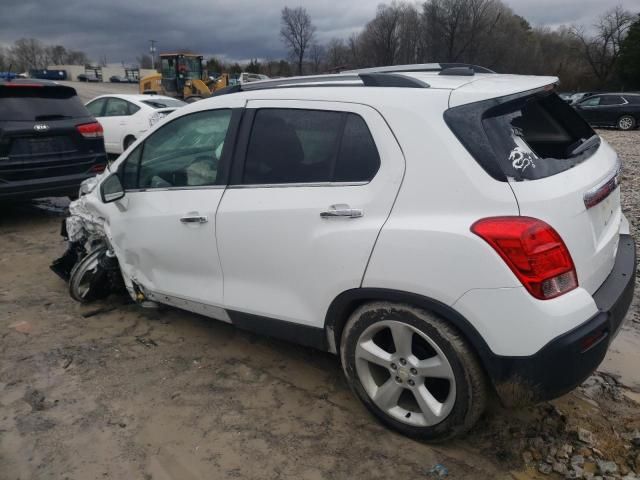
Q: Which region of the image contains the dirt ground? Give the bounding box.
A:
[1,130,639,480]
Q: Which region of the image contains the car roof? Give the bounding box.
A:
[210,71,558,108]
[0,78,62,87]
[90,94,179,103]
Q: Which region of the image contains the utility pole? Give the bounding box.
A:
[149,40,157,70]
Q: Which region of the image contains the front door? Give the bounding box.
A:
[216,100,405,328]
[107,107,238,310]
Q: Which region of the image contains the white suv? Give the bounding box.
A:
[55,64,636,440]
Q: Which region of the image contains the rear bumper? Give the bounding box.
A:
[0,171,100,200]
[487,234,636,405]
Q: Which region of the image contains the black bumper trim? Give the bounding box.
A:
[487,234,636,405]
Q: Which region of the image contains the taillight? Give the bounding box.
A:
[76,122,103,138]
[471,217,578,300]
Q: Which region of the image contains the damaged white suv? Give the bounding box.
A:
[52,64,636,440]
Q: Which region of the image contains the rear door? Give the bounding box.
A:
[599,95,628,125]
[216,100,404,328]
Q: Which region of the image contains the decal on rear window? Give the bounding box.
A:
[509,146,537,172]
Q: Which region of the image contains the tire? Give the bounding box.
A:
[617,115,636,131]
[69,248,110,303]
[123,136,136,151]
[340,302,487,441]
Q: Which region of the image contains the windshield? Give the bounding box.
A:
[445,90,598,181]
[141,98,186,109]
[178,56,202,80]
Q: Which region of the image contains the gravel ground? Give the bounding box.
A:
[0,130,639,480]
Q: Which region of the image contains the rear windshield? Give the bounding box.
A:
[141,98,187,109]
[0,85,89,121]
[445,90,598,181]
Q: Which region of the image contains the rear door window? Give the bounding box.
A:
[600,95,625,106]
[445,91,598,181]
[334,114,380,182]
[104,98,135,117]
[0,85,89,121]
[241,109,380,185]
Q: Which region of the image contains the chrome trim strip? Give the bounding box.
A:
[228,181,369,189]
[583,156,622,209]
[125,185,226,193]
[146,291,231,323]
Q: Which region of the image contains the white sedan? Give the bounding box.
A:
[85,94,186,154]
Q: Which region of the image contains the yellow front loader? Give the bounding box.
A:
[139,53,219,102]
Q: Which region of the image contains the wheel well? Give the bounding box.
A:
[324,288,499,378]
[123,135,136,150]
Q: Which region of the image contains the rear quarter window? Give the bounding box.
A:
[445,91,597,181]
[0,85,89,121]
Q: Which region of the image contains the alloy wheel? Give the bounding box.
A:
[354,320,456,427]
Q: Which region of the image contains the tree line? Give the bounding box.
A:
[3,1,638,92]
[275,1,640,91]
[0,38,89,72]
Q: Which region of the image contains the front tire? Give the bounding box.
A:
[617,115,636,131]
[340,302,487,441]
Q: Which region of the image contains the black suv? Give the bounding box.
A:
[0,80,107,200]
[574,92,640,130]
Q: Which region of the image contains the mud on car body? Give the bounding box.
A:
[53,64,636,441]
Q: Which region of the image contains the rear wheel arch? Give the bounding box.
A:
[324,288,496,376]
[123,135,136,151]
[617,114,637,130]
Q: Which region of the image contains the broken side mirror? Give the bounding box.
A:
[100,173,125,203]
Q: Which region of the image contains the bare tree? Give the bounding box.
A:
[571,5,634,87]
[326,38,350,70]
[359,3,403,66]
[0,46,8,71]
[46,45,67,65]
[309,43,325,73]
[65,50,89,66]
[280,6,316,75]
[422,0,504,63]
[9,38,48,71]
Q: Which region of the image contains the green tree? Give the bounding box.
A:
[206,56,224,74]
[229,62,243,75]
[245,58,262,74]
[618,14,640,90]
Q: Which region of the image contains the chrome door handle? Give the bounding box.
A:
[180,215,208,224]
[320,204,363,219]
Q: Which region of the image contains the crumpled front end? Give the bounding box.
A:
[50,176,126,302]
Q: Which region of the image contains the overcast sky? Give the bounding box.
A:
[1,0,639,65]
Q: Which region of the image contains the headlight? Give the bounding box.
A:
[79,176,99,196]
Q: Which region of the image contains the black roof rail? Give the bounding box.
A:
[438,63,495,74]
[344,63,495,75]
[359,73,428,88]
[210,72,430,97]
[439,67,475,76]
